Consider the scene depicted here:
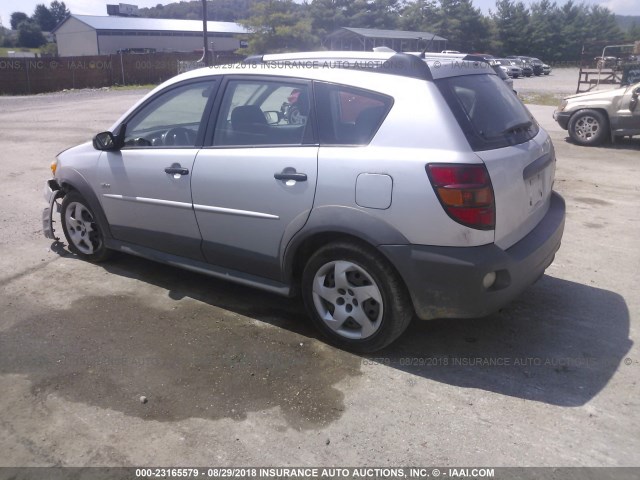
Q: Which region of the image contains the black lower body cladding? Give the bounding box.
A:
[379,192,566,320]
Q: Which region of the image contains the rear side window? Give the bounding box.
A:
[314,82,392,145]
[212,79,313,147]
[436,74,539,151]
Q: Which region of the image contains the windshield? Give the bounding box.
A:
[436,74,539,151]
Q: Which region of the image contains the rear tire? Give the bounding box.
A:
[61,191,111,262]
[301,241,413,353]
[568,109,609,146]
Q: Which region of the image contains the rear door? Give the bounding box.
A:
[191,77,318,281]
[437,73,556,249]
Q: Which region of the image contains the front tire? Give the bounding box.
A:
[568,109,609,146]
[61,191,111,262]
[301,242,413,353]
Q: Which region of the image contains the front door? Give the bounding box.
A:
[98,80,217,260]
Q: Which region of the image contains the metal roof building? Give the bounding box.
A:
[324,27,447,53]
[52,15,247,57]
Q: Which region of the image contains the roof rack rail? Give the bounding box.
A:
[242,52,433,81]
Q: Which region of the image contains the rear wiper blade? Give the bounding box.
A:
[502,120,533,134]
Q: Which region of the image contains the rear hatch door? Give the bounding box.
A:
[435,73,556,249]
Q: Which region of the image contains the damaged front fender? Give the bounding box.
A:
[43,179,63,241]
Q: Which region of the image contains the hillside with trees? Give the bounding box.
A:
[5,0,639,58]
[5,1,69,48]
[136,0,639,60]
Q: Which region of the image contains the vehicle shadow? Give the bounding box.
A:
[47,245,633,409]
[562,136,640,150]
[103,249,632,406]
[377,274,631,407]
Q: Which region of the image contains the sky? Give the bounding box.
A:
[1,0,639,31]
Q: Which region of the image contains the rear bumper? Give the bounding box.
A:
[553,110,571,130]
[379,191,565,320]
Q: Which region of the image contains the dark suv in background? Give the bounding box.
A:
[508,56,551,76]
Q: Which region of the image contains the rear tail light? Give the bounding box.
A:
[426,163,495,230]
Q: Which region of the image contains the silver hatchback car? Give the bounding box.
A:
[43,52,565,352]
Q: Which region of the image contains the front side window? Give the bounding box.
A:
[123,80,215,148]
[212,79,313,147]
[314,82,392,146]
[437,74,539,151]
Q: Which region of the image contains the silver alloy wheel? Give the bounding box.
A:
[311,260,384,340]
[574,115,601,142]
[64,201,100,255]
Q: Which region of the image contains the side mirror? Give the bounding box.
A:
[263,110,283,125]
[93,124,126,151]
[93,131,117,150]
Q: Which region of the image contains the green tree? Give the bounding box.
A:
[139,0,258,22]
[49,1,70,25]
[308,0,350,37]
[345,0,401,30]
[585,5,625,46]
[17,20,46,47]
[10,12,29,30]
[239,0,319,54]
[433,0,491,52]
[626,22,640,43]
[40,41,58,56]
[398,0,438,33]
[528,0,563,61]
[492,0,531,55]
[557,1,590,62]
[33,4,57,31]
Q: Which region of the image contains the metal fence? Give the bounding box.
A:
[0,52,240,95]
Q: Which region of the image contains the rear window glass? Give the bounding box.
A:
[436,74,539,151]
[314,82,393,145]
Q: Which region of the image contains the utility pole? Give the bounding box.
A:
[199,0,210,66]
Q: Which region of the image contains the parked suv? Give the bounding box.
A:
[495,58,523,78]
[506,57,533,77]
[554,81,640,145]
[509,56,550,76]
[43,52,565,352]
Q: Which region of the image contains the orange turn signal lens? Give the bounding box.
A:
[50,160,57,176]
[436,186,493,207]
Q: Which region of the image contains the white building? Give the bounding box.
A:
[52,15,247,57]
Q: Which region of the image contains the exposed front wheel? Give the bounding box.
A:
[61,191,111,262]
[301,242,413,352]
[568,109,609,146]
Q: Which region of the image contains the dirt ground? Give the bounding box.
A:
[515,67,581,95]
[0,69,639,469]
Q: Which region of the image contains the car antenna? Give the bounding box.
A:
[420,34,436,59]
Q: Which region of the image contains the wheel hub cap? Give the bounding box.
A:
[311,260,383,340]
[65,202,100,255]
[575,116,600,141]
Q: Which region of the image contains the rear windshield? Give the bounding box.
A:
[436,74,539,151]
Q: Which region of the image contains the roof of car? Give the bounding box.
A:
[243,51,497,81]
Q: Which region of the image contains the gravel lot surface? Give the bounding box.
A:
[515,67,581,95]
[0,75,638,469]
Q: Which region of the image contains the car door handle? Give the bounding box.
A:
[165,165,189,175]
[274,172,307,182]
